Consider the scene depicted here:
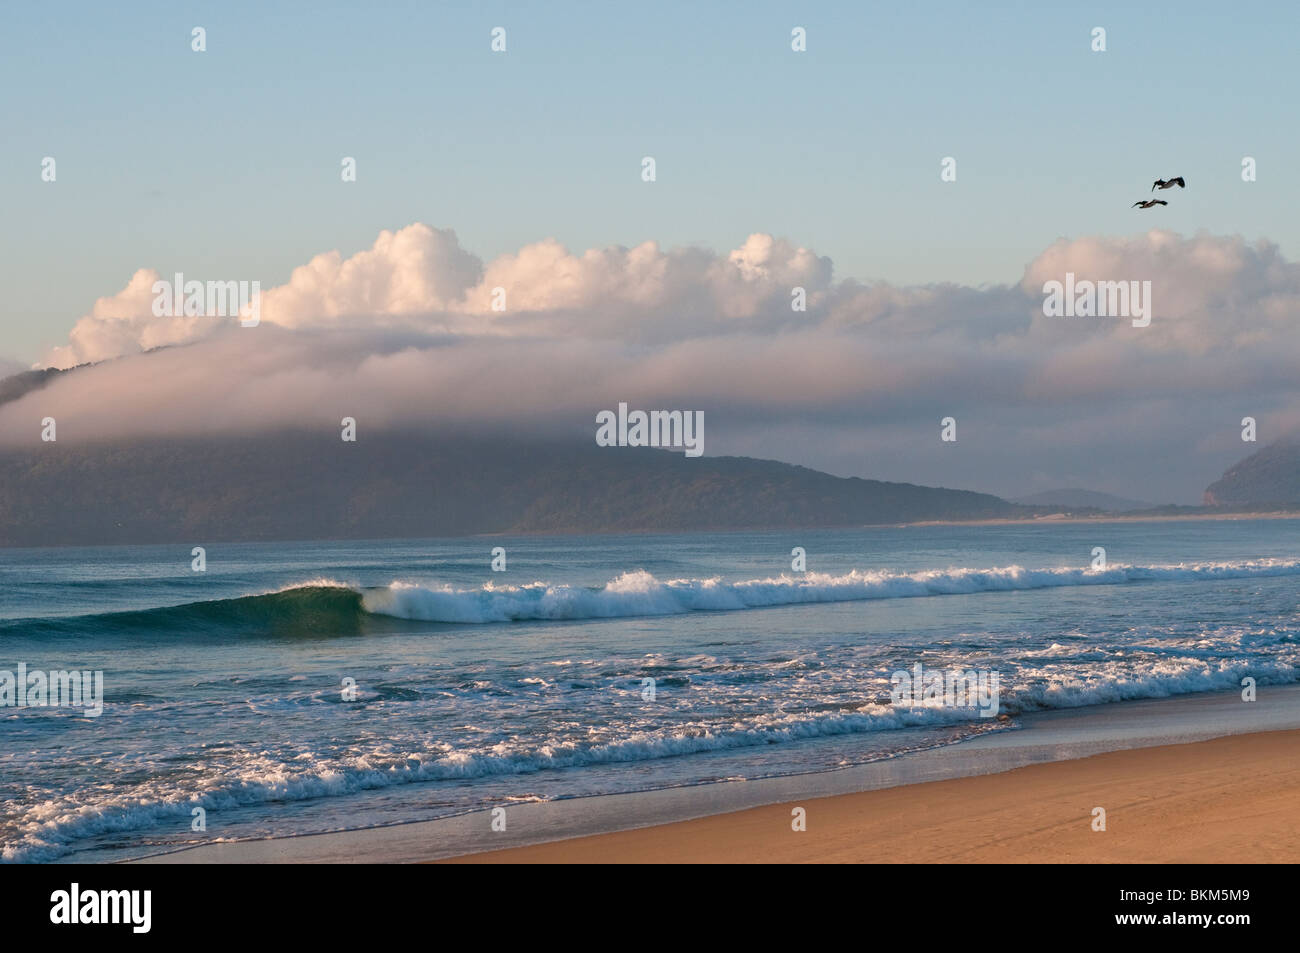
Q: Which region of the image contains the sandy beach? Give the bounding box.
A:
[129,686,1300,864]
[444,729,1300,864]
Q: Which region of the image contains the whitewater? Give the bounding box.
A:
[360,559,1300,624]
[3,522,1298,863]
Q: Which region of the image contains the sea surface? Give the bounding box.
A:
[2,519,1298,862]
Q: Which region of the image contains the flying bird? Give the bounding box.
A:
[1152,177,1186,191]
[1132,199,1168,208]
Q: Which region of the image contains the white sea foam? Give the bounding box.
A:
[361,560,1300,624]
[8,553,1299,864]
[5,648,1297,863]
[0,701,989,862]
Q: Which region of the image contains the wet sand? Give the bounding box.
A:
[444,730,1300,863]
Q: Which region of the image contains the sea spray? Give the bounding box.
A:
[362,559,1300,624]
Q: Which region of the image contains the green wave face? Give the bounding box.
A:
[2,585,377,641]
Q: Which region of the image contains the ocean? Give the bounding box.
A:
[2,519,1298,863]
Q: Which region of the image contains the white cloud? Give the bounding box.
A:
[260,223,482,329]
[39,224,839,365]
[44,268,217,369]
[9,224,1300,502]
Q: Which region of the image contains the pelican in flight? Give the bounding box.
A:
[1132,199,1168,208]
[1152,177,1186,191]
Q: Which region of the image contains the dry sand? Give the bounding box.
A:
[442,729,1300,863]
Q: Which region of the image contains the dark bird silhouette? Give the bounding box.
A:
[1132,199,1168,208]
[1152,177,1186,191]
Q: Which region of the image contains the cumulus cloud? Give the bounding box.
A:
[260,224,482,329]
[7,224,1300,501]
[43,268,218,369]
[40,224,837,365]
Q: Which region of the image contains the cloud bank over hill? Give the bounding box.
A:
[5,224,1299,502]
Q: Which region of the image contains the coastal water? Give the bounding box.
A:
[2,519,1297,862]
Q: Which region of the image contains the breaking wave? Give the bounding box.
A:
[8,560,1300,637]
[362,559,1300,624]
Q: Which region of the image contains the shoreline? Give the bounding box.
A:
[132,683,1300,864]
[446,729,1300,863]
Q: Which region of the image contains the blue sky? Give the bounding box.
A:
[1,0,1295,364]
